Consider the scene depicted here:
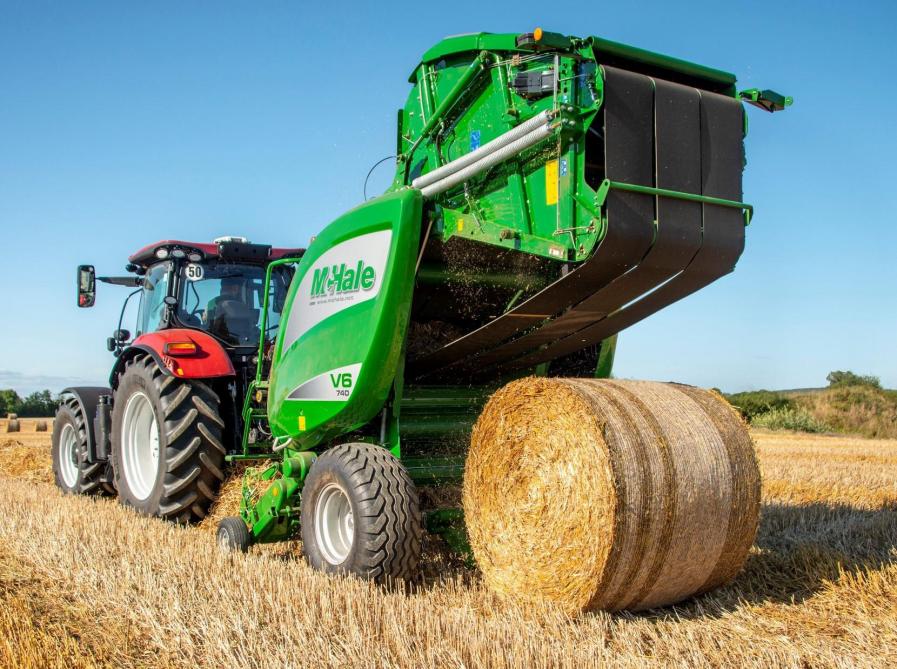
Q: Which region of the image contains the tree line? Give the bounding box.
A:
[0,389,58,417]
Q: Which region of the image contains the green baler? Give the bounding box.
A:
[220,30,789,582]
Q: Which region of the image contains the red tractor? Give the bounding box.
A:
[54,237,302,521]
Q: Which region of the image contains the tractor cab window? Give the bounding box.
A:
[177,263,291,347]
[136,262,172,336]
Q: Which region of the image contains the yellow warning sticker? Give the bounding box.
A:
[298,415,306,431]
[545,159,559,205]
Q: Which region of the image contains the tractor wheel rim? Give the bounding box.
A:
[120,391,160,501]
[314,483,354,565]
[59,423,79,488]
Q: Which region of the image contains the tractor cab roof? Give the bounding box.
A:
[128,238,304,269]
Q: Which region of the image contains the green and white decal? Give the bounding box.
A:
[280,229,391,351]
[287,364,361,402]
[267,189,422,449]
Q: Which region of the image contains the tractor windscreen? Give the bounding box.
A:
[177,263,291,347]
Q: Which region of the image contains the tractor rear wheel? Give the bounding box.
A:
[51,394,112,495]
[300,443,421,583]
[111,354,226,523]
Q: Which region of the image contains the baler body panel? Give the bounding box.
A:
[267,189,422,448]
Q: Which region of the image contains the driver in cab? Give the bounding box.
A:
[205,277,258,342]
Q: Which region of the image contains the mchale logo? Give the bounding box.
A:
[310,260,376,298]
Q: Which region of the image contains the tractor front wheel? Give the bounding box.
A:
[300,442,422,583]
[111,354,226,523]
[51,395,112,495]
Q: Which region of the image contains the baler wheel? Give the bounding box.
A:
[300,443,422,583]
[51,394,112,495]
[110,354,225,523]
[217,516,252,553]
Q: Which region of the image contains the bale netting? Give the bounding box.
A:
[463,377,760,614]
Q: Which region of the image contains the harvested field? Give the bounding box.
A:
[0,425,895,667]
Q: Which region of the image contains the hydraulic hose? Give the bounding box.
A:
[412,110,553,190]
[419,121,556,199]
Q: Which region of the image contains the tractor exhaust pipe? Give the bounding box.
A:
[417,118,556,199]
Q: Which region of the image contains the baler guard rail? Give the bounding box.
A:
[593,178,754,226]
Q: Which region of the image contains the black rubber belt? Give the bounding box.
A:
[408,67,656,381]
[455,76,705,377]
[499,89,745,373]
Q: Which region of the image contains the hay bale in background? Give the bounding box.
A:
[35,420,48,433]
[7,413,17,421]
[6,419,20,434]
[463,378,760,614]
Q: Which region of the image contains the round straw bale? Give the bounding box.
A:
[463,377,760,614]
[7,413,17,421]
[6,419,20,433]
[35,420,48,432]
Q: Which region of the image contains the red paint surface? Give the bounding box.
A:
[133,330,236,379]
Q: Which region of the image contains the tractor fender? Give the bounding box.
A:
[109,330,236,387]
[58,386,111,463]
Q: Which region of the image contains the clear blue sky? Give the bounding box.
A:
[1,1,894,395]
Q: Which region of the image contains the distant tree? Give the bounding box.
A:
[0,389,22,417]
[826,370,881,390]
[724,390,794,420]
[19,390,57,417]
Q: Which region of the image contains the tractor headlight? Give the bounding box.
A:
[155,248,169,259]
[172,249,186,259]
[187,252,202,262]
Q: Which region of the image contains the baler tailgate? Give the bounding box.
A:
[411,66,746,380]
[499,89,745,372]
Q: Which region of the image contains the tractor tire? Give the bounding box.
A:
[300,442,421,583]
[111,354,226,523]
[217,516,252,553]
[51,395,112,495]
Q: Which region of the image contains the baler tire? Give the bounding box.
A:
[217,516,252,553]
[111,354,226,523]
[300,443,422,584]
[51,395,112,495]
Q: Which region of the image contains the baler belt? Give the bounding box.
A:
[454,77,705,375]
[497,90,745,374]
[409,67,656,380]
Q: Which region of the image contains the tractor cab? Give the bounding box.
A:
[123,237,302,351]
[79,237,303,355]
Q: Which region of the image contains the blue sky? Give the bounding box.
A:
[1,1,894,395]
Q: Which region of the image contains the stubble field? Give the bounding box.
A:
[1,418,895,668]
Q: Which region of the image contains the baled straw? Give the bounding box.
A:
[463,377,760,614]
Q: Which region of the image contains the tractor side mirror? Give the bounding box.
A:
[77,265,96,308]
